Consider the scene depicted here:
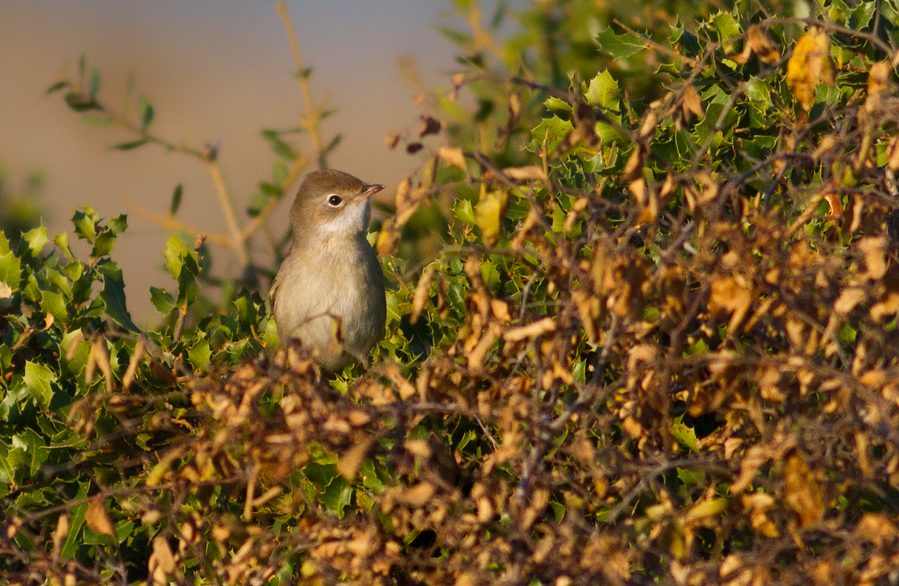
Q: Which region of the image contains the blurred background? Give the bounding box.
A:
[0,1,462,323]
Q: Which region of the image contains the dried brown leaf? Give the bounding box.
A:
[85,498,115,537]
[747,25,780,65]
[503,317,557,342]
[337,436,376,481]
[438,145,466,170]
[784,453,825,527]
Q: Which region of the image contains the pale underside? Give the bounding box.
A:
[271,229,385,371]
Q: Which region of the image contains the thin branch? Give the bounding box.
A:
[276,1,326,168]
[611,18,700,68]
[124,203,231,247]
[206,161,249,267]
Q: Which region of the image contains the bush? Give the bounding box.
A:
[3,0,899,584]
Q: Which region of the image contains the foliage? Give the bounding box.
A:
[4,0,899,585]
[0,166,47,252]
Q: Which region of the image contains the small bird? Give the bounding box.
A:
[270,170,387,371]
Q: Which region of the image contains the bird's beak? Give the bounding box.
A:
[361,184,384,199]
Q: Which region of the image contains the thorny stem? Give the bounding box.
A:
[124,202,231,247]
[206,161,248,267]
[85,100,251,269]
[276,1,327,169]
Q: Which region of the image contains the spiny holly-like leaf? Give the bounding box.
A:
[24,361,56,410]
[585,70,620,111]
[98,262,140,333]
[0,233,23,289]
[596,27,646,59]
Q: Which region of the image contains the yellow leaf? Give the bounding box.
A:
[475,189,508,246]
[685,498,727,523]
[786,28,833,111]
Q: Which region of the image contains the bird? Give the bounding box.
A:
[269,169,387,371]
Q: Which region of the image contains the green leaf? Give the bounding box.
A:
[90,215,126,258]
[272,160,289,186]
[87,67,101,99]
[247,191,270,217]
[708,11,742,44]
[24,361,57,410]
[585,71,620,111]
[669,20,701,57]
[531,116,574,152]
[1,441,27,488]
[46,80,71,95]
[110,139,148,151]
[64,92,101,112]
[150,287,176,315]
[40,290,68,324]
[321,133,343,156]
[453,198,476,226]
[164,235,200,278]
[80,114,115,129]
[138,96,154,130]
[0,245,22,290]
[108,214,128,236]
[670,417,699,453]
[677,467,706,485]
[596,28,646,59]
[60,329,90,381]
[170,183,184,216]
[188,339,211,370]
[98,262,140,333]
[13,428,50,478]
[54,232,75,261]
[481,259,500,291]
[61,482,91,559]
[321,475,353,518]
[360,460,385,493]
[544,96,572,114]
[72,208,98,243]
[261,129,298,160]
[852,1,877,28]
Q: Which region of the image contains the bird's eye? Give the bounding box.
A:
[327,195,342,207]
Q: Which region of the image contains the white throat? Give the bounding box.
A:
[317,199,371,240]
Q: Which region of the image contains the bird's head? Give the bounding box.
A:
[289,169,384,242]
